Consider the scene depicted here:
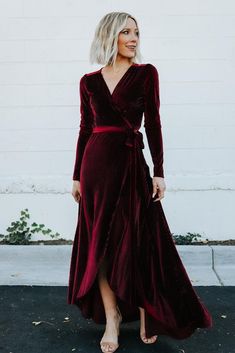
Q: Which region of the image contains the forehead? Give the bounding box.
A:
[124,17,138,29]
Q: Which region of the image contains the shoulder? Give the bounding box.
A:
[143,63,159,76]
[79,68,99,88]
[142,64,160,89]
[79,68,101,83]
[85,68,101,77]
[135,63,159,82]
[83,68,101,81]
[79,74,88,91]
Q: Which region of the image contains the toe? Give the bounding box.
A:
[106,344,114,352]
[104,343,114,352]
[100,343,108,352]
[141,334,157,344]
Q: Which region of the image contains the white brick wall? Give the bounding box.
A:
[0,1,235,240]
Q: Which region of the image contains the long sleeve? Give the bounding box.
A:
[72,75,93,181]
[143,64,164,178]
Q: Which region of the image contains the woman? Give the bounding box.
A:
[67,12,212,353]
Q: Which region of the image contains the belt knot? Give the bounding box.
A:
[125,128,144,149]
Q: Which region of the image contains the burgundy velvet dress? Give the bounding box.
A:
[67,62,212,339]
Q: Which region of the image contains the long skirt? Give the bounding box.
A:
[67,128,212,339]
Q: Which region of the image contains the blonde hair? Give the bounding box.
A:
[89,12,143,66]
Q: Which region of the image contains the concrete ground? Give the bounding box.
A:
[0,245,235,353]
[0,245,234,286]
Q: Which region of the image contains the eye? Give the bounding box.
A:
[122,30,139,36]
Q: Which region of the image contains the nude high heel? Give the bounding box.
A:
[100,305,122,352]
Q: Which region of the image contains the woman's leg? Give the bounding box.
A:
[98,259,122,351]
[138,307,158,343]
[97,259,156,346]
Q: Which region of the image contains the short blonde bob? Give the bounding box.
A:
[89,12,143,66]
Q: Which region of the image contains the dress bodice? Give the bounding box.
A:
[73,63,164,180]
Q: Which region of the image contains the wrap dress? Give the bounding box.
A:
[67,62,212,339]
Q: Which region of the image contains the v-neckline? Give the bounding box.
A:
[99,63,136,98]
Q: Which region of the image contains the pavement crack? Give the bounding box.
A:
[209,245,224,286]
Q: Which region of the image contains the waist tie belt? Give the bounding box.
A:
[92,125,152,252]
[92,126,145,149]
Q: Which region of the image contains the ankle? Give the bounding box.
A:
[106,307,120,321]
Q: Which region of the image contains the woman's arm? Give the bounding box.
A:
[72,74,93,181]
[143,63,164,178]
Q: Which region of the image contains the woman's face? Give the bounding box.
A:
[117,17,139,59]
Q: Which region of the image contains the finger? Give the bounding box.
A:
[153,190,164,202]
[152,185,158,198]
[153,188,163,200]
[72,192,80,203]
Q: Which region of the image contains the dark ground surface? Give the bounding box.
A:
[0,286,234,353]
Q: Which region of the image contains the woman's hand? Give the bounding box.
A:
[72,180,81,203]
[152,176,166,202]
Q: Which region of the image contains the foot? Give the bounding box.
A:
[100,306,122,352]
[139,307,158,344]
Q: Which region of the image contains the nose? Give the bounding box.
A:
[130,32,138,41]
[127,40,137,45]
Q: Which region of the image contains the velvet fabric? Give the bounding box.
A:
[67,63,212,339]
